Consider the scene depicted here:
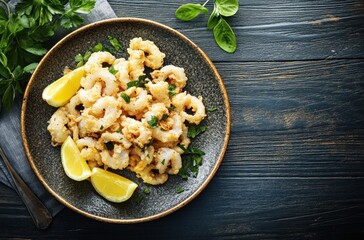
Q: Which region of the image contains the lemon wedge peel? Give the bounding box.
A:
[61,136,92,181]
[90,167,138,203]
[42,67,85,107]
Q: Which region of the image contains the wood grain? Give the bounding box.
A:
[109,0,364,61]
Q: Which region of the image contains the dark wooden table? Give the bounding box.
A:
[1,0,364,239]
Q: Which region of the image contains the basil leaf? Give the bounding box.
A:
[207,4,219,30]
[213,18,237,53]
[175,3,208,21]
[215,0,239,17]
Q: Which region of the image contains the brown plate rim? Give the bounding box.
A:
[21,17,231,224]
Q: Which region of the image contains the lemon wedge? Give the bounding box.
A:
[90,167,138,203]
[61,136,92,181]
[42,67,85,107]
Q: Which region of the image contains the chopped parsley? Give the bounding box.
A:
[127,75,147,88]
[178,145,205,180]
[115,128,121,133]
[187,123,206,138]
[109,66,118,75]
[168,84,177,97]
[92,42,103,52]
[100,125,104,130]
[161,159,166,165]
[108,36,123,51]
[168,105,176,112]
[120,93,130,103]
[161,114,169,121]
[105,142,114,151]
[75,51,92,68]
[147,115,158,128]
[143,187,151,194]
[207,107,217,112]
[176,187,184,194]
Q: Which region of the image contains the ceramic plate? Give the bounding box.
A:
[21,18,230,223]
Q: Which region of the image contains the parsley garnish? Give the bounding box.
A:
[120,93,130,103]
[0,0,96,111]
[176,187,184,194]
[168,84,176,97]
[161,114,169,121]
[115,128,121,133]
[75,51,92,68]
[168,105,176,112]
[127,75,147,89]
[147,115,158,128]
[187,123,206,138]
[105,142,114,151]
[143,187,150,194]
[108,36,123,51]
[109,65,118,75]
[207,107,217,112]
[161,159,166,165]
[100,125,104,130]
[92,42,103,52]
[178,145,205,180]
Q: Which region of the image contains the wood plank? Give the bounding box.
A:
[1,59,363,238]
[108,0,364,61]
[217,59,364,178]
[1,179,363,239]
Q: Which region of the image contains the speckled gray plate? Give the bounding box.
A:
[21,18,230,223]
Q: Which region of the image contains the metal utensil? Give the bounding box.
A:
[0,146,53,229]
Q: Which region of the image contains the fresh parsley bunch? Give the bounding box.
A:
[175,0,238,53]
[0,0,96,111]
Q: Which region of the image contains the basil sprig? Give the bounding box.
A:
[175,0,238,53]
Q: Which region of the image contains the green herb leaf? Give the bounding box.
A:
[207,107,217,112]
[207,4,219,30]
[175,3,208,21]
[213,18,237,53]
[147,115,158,128]
[127,75,147,88]
[187,124,207,138]
[109,65,118,75]
[120,93,130,103]
[105,142,114,151]
[108,36,123,51]
[161,114,169,121]
[0,0,96,112]
[92,42,103,52]
[23,62,38,73]
[215,0,239,17]
[143,187,150,194]
[176,187,184,194]
[178,145,205,180]
[2,84,15,112]
[168,84,176,97]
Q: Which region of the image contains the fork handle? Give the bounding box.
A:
[0,147,53,229]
